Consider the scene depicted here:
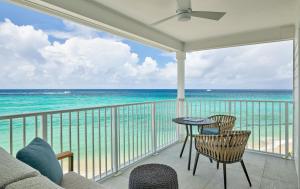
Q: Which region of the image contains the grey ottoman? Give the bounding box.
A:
[129,164,178,189]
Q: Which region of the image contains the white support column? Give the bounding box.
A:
[294,1,300,185]
[177,51,186,101]
[294,21,300,186]
[176,51,186,141]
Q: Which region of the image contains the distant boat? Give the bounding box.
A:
[206,89,212,92]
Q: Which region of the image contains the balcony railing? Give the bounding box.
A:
[0,100,178,180]
[185,99,294,157]
[0,99,293,181]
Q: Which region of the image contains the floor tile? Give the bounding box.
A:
[97,143,298,189]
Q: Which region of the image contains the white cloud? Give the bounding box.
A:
[0,19,164,88]
[0,19,49,61]
[184,41,293,89]
[0,19,293,89]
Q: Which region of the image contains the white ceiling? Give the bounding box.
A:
[12,0,298,52]
[94,0,297,42]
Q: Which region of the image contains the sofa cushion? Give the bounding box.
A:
[5,176,63,189]
[16,138,63,185]
[61,172,104,189]
[0,147,40,189]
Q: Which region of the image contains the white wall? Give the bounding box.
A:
[294,21,300,186]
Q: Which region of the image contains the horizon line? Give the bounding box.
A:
[0,88,293,90]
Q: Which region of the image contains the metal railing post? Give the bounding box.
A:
[177,98,185,141]
[228,101,232,115]
[285,102,290,158]
[176,100,179,140]
[9,119,13,154]
[112,107,120,174]
[185,100,189,117]
[41,113,48,141]
[152,103,158,155]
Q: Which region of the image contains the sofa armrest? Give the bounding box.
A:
[56,151,74,172]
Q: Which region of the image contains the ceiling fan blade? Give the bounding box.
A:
[191,11,226,21]
[176,0,191,10]
[151,14,178,26]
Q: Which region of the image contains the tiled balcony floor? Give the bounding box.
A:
[98,142,298,189]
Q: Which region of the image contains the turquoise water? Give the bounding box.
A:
[0,89,293,178]
[0,89,292,115]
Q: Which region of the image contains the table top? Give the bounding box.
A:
[172,117,216,126]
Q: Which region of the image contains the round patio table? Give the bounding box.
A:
[172,117,216,170]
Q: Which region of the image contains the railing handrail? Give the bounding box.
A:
[0,98,293,120]
[0,99,177,120]
[185,99,293,103]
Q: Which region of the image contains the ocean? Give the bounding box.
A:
[0,89,292,115]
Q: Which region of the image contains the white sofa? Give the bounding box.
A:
[0,147,104,189]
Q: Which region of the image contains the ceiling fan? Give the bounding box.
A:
[151,0,226,26]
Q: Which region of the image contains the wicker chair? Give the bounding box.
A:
[193,131,252,189]
[200,115,236,135]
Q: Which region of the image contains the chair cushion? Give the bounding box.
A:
[0,147,40,189]
[5,175,63,189]
[16,137,63,185]
[201,128,219,135]
[61,172,104,189]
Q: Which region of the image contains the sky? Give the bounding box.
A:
[0,0,293,89]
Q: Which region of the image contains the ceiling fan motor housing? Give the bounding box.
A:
[176,8,192,22]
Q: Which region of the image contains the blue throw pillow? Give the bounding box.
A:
[201,128,220,135]
[16,137,63,185]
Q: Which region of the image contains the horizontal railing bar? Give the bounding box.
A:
[0,99,292,120]
[186,99,293,104]
[242,123,293,127]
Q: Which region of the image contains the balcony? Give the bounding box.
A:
[5,0,300,187]
[0,99,295,188]
[99,142,298,189]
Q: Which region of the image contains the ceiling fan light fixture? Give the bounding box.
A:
[151,1,225,26]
